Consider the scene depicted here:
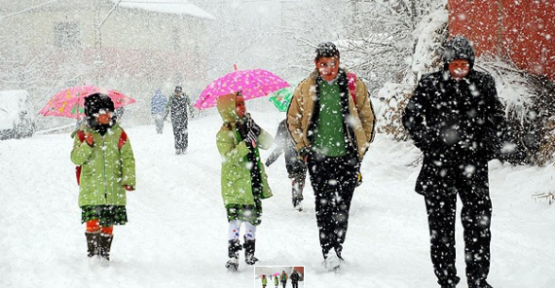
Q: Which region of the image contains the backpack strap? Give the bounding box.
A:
[347,73,357,105]
[118,130,128,150]
[75,130,86,186]
[76,130,86,143]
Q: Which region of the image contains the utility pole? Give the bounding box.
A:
[94,0,122,84]
[94,0,103,84]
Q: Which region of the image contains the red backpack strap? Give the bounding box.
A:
[118,130,128,150]
[75,130,86,185]
[76,130,86,142]
[347,73,357,105]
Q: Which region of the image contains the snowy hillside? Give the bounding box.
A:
[1,110,554,288]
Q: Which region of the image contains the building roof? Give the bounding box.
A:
[111,0,214,20]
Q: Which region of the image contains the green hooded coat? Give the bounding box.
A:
[71,123,136,207]
[216,93,273,209]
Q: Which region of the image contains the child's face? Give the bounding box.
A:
[96,109,112,124]
[236,95,246,119]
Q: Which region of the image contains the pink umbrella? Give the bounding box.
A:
[39,85,136,119]
[273,272,281,276]
[194,68,289,110]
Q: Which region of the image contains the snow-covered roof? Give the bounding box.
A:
[112,0,214,20]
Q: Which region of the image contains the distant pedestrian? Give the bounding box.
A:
[402,36,504,288]
[265,119,307,211]
[166,86,193,154]
[274,274,279,288]
[150,88,167,134]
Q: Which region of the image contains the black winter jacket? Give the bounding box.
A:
[403,69,505,161]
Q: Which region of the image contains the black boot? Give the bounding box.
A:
[243,236,258,265]
[225,239,242,271]
[85,232,100,258]
[99,234,113,261]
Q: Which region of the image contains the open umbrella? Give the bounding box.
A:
[39,85,136,119]
[268,86,295,112]
[272,272,281,276]
[194,68,289,110]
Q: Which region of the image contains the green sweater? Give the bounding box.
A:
[313,80,347,156]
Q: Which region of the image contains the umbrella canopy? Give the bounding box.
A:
[272,272,281,276]
[194,68,289,110]
[268,86,295,112]
[39,85,136,119]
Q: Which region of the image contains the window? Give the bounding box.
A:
[54,22,81,48]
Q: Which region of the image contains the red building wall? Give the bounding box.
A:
[449,0,555,82]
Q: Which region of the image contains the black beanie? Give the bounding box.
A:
[84,93,115,118]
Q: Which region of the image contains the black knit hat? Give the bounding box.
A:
[84,93,115,118]
[442,36,476,69]
[315,42,340,61]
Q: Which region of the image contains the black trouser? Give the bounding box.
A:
[281,281,286,288]
[172,117,188,151]
[421,156,492,287]
[307,153,358,258]
[291,281,298,288]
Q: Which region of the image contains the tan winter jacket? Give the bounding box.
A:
[287,69,375,160]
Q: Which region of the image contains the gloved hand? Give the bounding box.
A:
[298,147,311,162]
[245,130,258,149]
[85,132,94,147]
[245,115,261,137]
[124,185,134,191]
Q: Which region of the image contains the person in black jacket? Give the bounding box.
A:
[290,270,300,288]
[265,119,307,211]
[165,86,193,155]
[402,36,504,288]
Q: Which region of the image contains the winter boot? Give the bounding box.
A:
[323,251,341,272]
[99,234,114,261]
[225,239,242,271]
[243,236,258,265]
[85,232,100,258]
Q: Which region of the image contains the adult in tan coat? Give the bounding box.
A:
[287,42,375,271]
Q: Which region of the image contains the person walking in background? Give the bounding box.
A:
[166,85,193,154]
[287,42,376,271]
[280,270,288,288]
[274,273,279,288]
[265,119,307,211]
[71,93,136,262]
[150,88,167,134]
[216,92,274,271]
[402,36,505,288]
[290,270,300,288]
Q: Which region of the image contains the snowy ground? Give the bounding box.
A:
[1,110,555,288]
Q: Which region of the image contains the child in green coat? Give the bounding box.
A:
[71,93,136,261]
[262,275,268,288]
[216,92,273,271]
